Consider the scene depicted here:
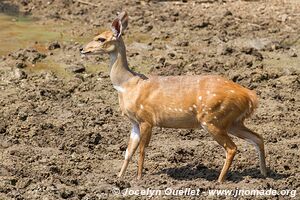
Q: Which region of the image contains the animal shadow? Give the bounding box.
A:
[157,162,288,182]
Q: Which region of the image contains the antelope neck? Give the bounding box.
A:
[109,38,135,88]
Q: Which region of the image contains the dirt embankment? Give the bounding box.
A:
[0,0,299,199]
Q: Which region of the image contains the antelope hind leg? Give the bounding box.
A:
[229,123,267,177]
[206,124,237,182]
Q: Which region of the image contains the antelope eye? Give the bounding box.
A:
[97,37,106,42]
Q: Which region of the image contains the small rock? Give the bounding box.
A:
[280,14,288,22]
[224,10,233,17]
[21,0,29,6]
[32,53,46,63]
[58,143,65,150]
[193,20,209,29]
[115,180,131,190]
[219,46,234,55]
[177,41,189,47]
[119,143,127,151]
[14,69,27,79]
[168,52,176,58]
[0,123,6,134]
[144,25,153,32]
[68,65,86,73]
[18,112,28,121]
[88,133,102,145]
[157,57,166,65]
[48,41,61,50]
[60,189,73,199]
[283,165,290,170]
[290,52,297,57]
[290,144,298,149]
[271,43,281,50]
[16,62,27,68]
[49,166,60,174]
[240,47,263,61]
[10,179,18,186]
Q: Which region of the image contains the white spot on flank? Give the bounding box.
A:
[179,108,183,112]
[229,90,235,93]
[174,108,178,111]
[168,107,172,111]
[202,103,205,107]
[198,96,202,101]
[213,93,216,97]
[208,107,212,111]
[202,122,207,126]
[214,116,218,119]
[189,107,193,111]
[217,78,220,81]
[193,104,197,108]
[207,91,211,94]
[140,104,144,109]
[113,85,125,93]
[218,100,222,103]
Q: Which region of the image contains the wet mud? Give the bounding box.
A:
[0,0,299,199]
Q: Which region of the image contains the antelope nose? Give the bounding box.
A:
[79,47,83,52]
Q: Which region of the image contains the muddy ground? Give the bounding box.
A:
[0,0,299,199]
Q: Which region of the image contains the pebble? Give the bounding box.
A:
[67,65,86,73]
[14,69,27,79]
[48,41,61,50]
[16,62,27,68]
[289,52,297,57]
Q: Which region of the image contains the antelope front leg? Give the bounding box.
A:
[137,123,152,179]
[118,123,140,178]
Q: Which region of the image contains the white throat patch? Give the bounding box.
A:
[113,85,126,93]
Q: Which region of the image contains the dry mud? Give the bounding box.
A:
[0,0,299,199]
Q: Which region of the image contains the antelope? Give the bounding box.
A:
[80,11,267,182]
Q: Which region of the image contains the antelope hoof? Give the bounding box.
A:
[118,172,123,178]
[217,178,225,183]
[261,171,267,177]
[137,175,142,180]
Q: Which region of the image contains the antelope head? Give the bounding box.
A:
[80,11,128,55]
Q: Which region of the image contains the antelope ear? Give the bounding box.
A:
[117,11,128,30]
[111,18,122,38]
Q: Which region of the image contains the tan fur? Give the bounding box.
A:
[81,11,267,182]
[119,75,258,129]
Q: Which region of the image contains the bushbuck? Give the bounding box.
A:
[80,11,267,182]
